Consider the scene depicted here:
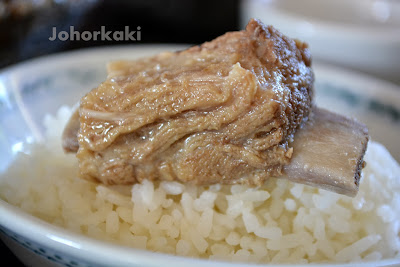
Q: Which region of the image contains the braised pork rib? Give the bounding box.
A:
[63,19,368,196]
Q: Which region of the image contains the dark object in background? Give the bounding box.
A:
[0,0,96,68]
[0,0,239,69]
[1,239,25,267]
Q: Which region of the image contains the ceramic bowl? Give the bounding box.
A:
[0,46,400,267]
[241,0,400,83]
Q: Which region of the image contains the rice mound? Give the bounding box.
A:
[1,106,400,264]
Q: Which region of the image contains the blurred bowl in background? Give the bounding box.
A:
[241,0,400,84]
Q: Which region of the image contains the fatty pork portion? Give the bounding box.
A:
[74,19,314,186]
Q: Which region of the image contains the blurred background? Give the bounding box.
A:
[0,0,239,68]
[1,0,399,83]
[0,0,399,265]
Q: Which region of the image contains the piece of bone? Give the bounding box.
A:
[61,108,80,153]
[284,108,368,197]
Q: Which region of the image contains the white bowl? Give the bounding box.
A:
[1,46,400,267]
[241,0,400,83]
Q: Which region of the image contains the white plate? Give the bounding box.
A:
[0,45,399,267]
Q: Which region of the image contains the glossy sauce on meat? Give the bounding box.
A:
[76,19,313,186]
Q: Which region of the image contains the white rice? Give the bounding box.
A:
[1,105,400,264]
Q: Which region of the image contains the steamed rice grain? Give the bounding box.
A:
[0,105,400,264]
